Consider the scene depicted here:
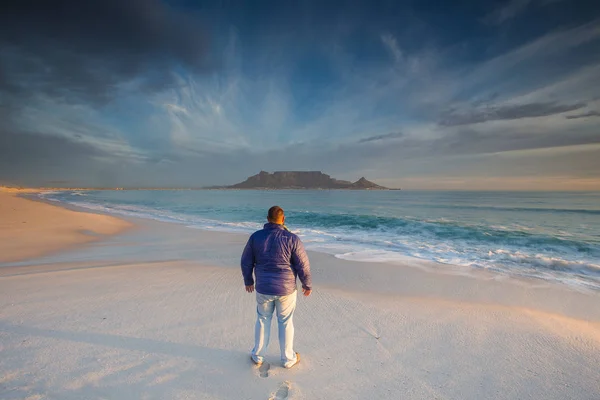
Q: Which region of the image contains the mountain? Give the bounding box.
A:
[223,171,388,189]
[350,177,388,189]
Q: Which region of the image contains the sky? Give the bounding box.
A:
[1,0,599,190]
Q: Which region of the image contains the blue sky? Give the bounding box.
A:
[1,0,599,189]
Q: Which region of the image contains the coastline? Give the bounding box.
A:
[1,189,599,399]
[31,188,600,294]
[0,188,132,263]
[4,188,599,319]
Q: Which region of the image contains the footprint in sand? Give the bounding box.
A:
[259,362,271,378]
[269,381,290,400]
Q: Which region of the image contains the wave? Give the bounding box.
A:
[48,198,263,233]
[40,191,600,290]
[418,203,600,215]
[287,211,599,249]
[334,248,600,290]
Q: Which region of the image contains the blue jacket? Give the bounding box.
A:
[241,222,312,296]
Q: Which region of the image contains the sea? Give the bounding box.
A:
[39,190,600,291]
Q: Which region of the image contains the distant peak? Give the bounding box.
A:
[226,171,388,190]
[351,177,386,189]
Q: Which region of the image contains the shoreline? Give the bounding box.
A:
[26,188,600,296]
[0,188,132,263]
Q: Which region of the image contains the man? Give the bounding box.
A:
[241,205,312,369]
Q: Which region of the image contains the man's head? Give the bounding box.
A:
[267,206,285,225]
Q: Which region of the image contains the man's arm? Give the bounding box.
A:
[291,236,312,296]
[241,236,255,292]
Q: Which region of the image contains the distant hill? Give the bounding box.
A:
[219,171,389,190]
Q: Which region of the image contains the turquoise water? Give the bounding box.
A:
[41,190,600,290]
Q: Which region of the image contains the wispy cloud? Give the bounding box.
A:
[358,131,404,143]
[439,101,586,126]
[463,19,600,96]
[482,0,567,25]
[381,33,403,63]
[483,0,533,25]
[566,110,600,119]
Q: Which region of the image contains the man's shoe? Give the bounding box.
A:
[250,354,262,366]
[284,352,300,369]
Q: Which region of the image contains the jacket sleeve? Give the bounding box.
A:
[241,235,255,286]
[291,236,312,290]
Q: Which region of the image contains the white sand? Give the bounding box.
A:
[1,195,599,399]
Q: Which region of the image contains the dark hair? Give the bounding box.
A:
[268,205,284,221]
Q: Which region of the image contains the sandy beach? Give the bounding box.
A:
[0,190,131,263]
[1,191,599,400]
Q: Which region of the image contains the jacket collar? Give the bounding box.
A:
[264,222,285,230]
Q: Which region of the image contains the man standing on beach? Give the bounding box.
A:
[241,206,312,369]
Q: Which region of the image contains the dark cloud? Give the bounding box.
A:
[358,131,404,143]
[439,101,586,126]
[338,122,600,169]
[565,110,600,119]
[0,129,105,186]
[0,128,186,187]
[429,128,600,155]
[0,0,213,187]
[0,0,210,103]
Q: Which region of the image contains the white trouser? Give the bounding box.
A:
[251,290,298,367]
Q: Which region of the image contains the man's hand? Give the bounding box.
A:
[245,285,254,293]
[302,287,312,297]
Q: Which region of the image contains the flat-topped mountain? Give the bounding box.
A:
[224,171,388,190]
